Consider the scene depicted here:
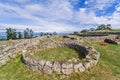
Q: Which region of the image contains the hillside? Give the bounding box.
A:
[0,36,120,80]
[91,29,120,32]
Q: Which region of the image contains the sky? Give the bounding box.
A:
[0,0,120,33]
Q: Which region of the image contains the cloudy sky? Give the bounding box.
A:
[0,0,120,32]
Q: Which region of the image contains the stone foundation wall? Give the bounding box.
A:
[0,37,43,67]
[22,42,100,75]
[0,36,101,68]
[104,38,120,44]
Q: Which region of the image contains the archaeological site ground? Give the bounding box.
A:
[0,31,120,80]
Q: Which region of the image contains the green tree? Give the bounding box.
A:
[96,24,112,30]
[73,31,78,34]
[90,28,95,31]
[26,28,29,38]
[24,30,28,39]
[40,32,44,36]
[30,29,33,38]
[6,28,12,40]
[49,33,52,36]
[106,24,112,30]
[6,28,17,40]
[18,32,22,39]
[97,24,106,30]
[24,28,34,38]
[53,32,57,35]
[12,29,17,39]
[81,29,89,33]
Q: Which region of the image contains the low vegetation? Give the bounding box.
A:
[0,41,120,80]
[33,47,80,61]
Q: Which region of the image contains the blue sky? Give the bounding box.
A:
[0,0,120,32]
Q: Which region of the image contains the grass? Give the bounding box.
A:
[91,29,120,32]
[0,42,120,80]
[33,47,80,61]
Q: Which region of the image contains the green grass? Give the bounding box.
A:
[91,29,120,32]
[33,47,80,61]
[0,42,120,80]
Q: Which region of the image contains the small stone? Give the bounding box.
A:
[38,64,42,71]
[33,59,39,65]
[91,52,100,60]
[74,63,85,73]
[22,50,27,53]
[62,62,73,69]
[43,65,53,74]
[28,59,34,65]
[90,60,98,66]
[53,61,61,73]
[83,61,91,69]
[32,65,38,71]
[45,61,53,67]
[71,58,78,63]
[62,62,73,75]
[62,68,73,75]
[38,60,46,66]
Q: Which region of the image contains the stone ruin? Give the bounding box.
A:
[22,41,100,75]
[104,38,120,44]
[0,37,42,67]
[0,36,100,75]
[116,35,120,39]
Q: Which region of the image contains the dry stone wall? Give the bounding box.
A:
[104,38,120,44]
[0,37,43,67]
[0,36,101,69]
[22,41,100,75]
[64,35,117,43]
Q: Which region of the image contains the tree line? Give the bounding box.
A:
[6,28,57,40]
[6,28,34,40]
[80,24,112,33]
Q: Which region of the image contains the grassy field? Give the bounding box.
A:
[33,47,80,61]
[0,42,120,80]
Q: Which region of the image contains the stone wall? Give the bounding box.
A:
[0,36,101,68]
[22,42,100,75]
[64,34,117,43]
[104,38,120,44]
[0,37,43,67]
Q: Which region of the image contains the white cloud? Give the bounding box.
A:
[86,0,116,10]
[85,1,88,5]
[0,23,81,33]
[40,0,73,20]
[74,8,97,24]
[73,2,120,29]
[0,0,120,33]
[0,0,79,33]
[25,4,44,12]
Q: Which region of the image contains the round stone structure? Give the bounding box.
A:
[22,41,100,75]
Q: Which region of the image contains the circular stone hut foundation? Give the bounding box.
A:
[22,41,100,75]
